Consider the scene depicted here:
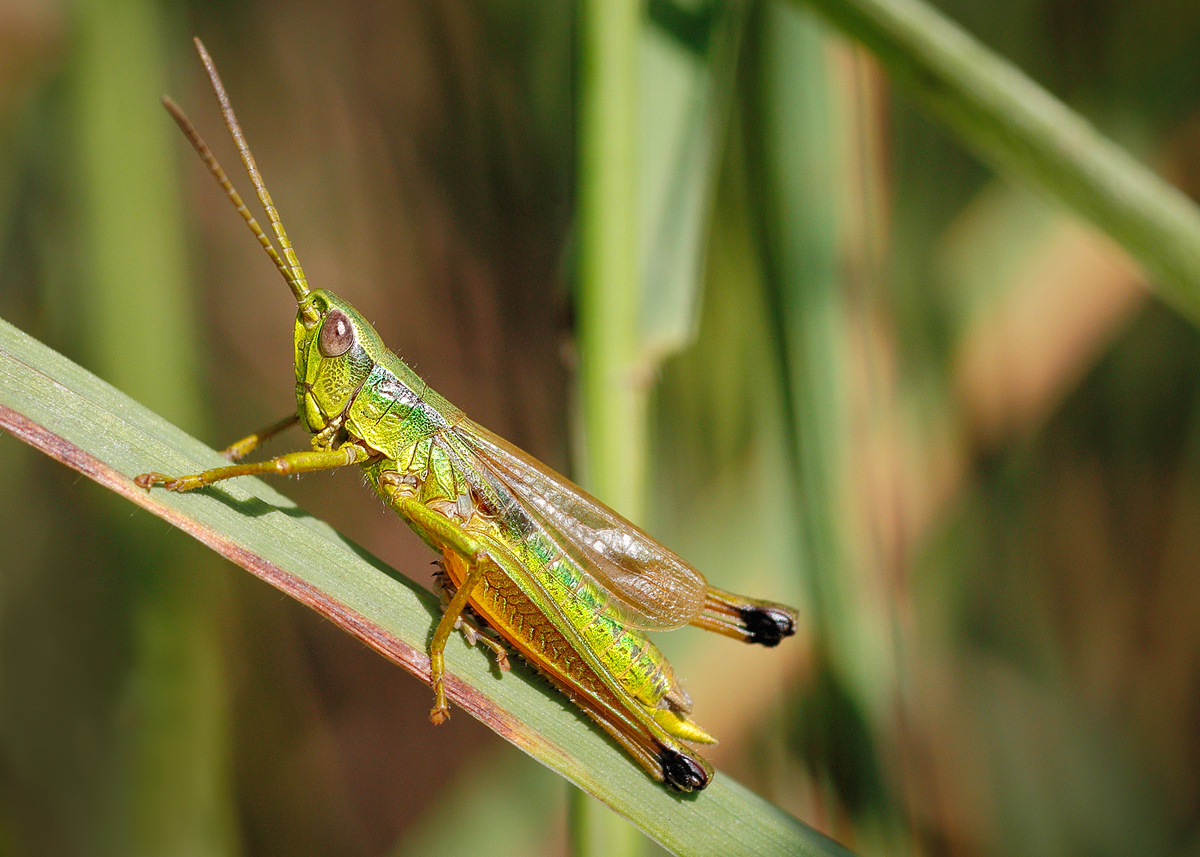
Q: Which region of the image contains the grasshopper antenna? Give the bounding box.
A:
[168,37,312,306]
[191,38,308,300]
[160,96,304,299]
[191,37,309,301]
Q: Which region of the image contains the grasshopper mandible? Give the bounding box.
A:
[137,39,798,791]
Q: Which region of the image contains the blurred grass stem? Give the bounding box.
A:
[795,0,1200,321]
[577,0,645,512]
[574,0,650,853]
[71,0,235,852]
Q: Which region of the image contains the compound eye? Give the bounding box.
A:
[318,309,355,357]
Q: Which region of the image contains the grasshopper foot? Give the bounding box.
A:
[134,472,204,492]
[429,668,452,725]
[134,472,164,490]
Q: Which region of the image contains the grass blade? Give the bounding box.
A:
[795,0,1200,322]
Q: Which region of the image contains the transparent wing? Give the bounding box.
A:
[453,418,708,631]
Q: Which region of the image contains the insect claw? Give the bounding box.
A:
[429,704,450,725]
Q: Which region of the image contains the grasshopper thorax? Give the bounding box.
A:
[294,290,385,436]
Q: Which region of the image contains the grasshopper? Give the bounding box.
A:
[137,39,798,791]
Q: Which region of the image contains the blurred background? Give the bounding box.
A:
[3,0,1200,855]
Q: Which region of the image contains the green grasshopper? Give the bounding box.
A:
[137,39,798,791]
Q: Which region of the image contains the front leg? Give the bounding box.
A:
[383,483,498,724]
[136,443,369,492]
[220,414,300,461]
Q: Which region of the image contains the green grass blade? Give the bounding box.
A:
[68,3,235,852]
[795,0,1200,322]
[577,0,645,513]
[575,0,653,851]
[0,316,855,857]
[639,0,746,362]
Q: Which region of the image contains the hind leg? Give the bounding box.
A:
[687,586,798,646]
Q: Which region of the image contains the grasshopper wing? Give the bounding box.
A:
[454,418,708,631]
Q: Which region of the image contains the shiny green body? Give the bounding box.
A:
[294,292,708,773]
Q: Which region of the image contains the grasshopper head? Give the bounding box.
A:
[162,43,386,438]
[294,290,385,434]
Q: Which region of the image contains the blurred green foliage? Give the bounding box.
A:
[3,0,1200,855]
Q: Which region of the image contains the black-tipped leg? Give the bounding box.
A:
[689,586,800,647]
[739,604,797,647]
[660,749,711,792]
